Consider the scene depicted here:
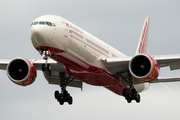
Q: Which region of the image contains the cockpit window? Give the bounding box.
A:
[31,21,56,27]
[33,22,38,25]
[31,22,38,26]
[46,22,52,26]
[39,21,45,25]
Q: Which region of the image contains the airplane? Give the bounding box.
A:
[1,15,180,105]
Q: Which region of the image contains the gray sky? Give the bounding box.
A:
[0,0,180,120]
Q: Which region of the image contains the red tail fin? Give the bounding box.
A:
[135,16,150,54]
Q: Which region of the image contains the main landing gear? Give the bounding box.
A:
[40,49,74,105]
[54,73,74,105]
[54,87,73,105]
[123,86,140,103]
[120,72,141,103]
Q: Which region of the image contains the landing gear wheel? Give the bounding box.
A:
[54,89,73,105]
[135,94,141,103]
[132,88,138,100]
[54,91,64,105]
[54,91,59,99]
[58,94,64,105]
[123,89,128,98]
[68,96,73,105]
[127,97,132,103]
[123,87,141,103]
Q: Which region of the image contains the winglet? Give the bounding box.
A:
[135,16,150,55]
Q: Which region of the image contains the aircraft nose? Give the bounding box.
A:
[30,25,53,49]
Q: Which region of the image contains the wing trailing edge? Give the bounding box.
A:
[153,77,180,83]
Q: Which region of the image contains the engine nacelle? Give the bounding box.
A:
[129,54,160,82]
[7,58,37,86]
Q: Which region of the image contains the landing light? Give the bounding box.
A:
[39,49,49,56]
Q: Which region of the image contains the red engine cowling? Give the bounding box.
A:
[129,54,160,82]
[6,58,37,86]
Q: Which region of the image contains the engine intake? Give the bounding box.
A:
[129,54,160,82]
[7,58,37,86]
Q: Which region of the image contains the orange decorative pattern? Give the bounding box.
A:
[136,54,160,82]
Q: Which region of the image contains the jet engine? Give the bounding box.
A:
[129,54,160,82]
[6,58,37,86]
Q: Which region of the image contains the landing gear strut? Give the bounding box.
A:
[42,64,73,105]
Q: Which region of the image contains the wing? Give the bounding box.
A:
[153,54,180,70]
[0,59,82,89]
[102,54,180,73]
[101,54,180,83]
[101,57,131,74]
[0,59,63,71]
[101,16,180,84]
[153,77,180,83]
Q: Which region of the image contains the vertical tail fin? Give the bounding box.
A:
[135,16,150,55]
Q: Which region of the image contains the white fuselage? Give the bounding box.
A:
[30,15,149,94]
[30,15,127,73]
